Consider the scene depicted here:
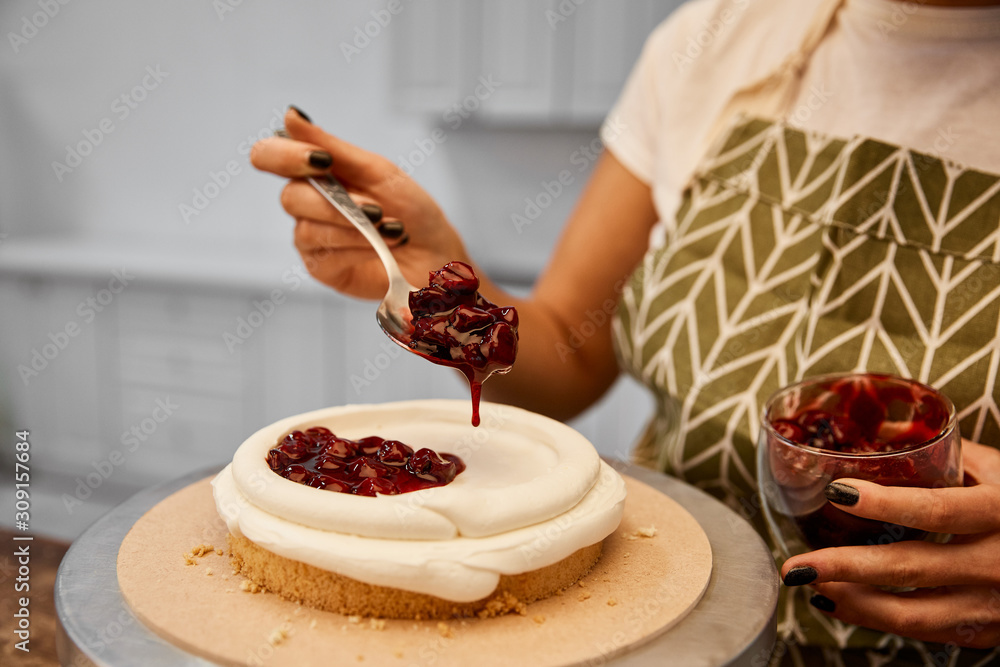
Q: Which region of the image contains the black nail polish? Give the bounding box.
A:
[377,221,405,239]
[809,594,836,613]
[396,233,410,247]
[783,566,818,587]
[824,482,860,506]
[362,204,383,224]
[289,105,312,123]
[308,151,333,169]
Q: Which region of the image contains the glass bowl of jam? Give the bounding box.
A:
[757,373,962,557]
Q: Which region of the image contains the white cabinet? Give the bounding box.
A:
[0,277,108,475]
[115,288,257,484]
[477,0,560,120]
[567,2,679,122]
[392,0,467,111]
[392,0,682,125]
[0,248,347,537]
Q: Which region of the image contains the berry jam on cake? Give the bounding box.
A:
[213,400,626,620]
[266,427,466,496]
[407,262,518,426]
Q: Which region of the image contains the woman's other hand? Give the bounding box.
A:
[780,440,1000,648]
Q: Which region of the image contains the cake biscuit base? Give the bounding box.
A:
[229,533,603,619]
[118,474,712,667]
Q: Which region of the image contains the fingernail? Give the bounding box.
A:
[783,566,818,587]
[377,221,405,239]
[824,482,860,506]
[362,204,383,224]
[308,151,333,169]
[809,594,836,613]
[289,105,312,123]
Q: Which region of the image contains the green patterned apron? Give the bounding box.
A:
[612,3,1000,665]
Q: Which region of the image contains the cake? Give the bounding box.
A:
[212,399,627,620]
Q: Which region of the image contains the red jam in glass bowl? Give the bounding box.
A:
[761,373,961,551]
[266,427,466,496]
[770,373,950,455]
[407,261,518,426]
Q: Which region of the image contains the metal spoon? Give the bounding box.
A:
[308,172,503,427]
[274,128,416,349]
[307,173,418,348]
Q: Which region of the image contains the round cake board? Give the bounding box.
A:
[117,474,712,667]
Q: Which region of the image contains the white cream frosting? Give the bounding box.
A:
[212,400,626,602]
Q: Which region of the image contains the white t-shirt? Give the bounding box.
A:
[602,0,1000,244]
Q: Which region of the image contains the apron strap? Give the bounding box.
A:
[701,0,847,156]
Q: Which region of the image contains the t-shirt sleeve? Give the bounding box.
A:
[598,0,719,185]
[599,19,674,185]
[599,0,803,186]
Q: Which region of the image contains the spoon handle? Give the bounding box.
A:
[272,129,410,289]
[306,175,408,286]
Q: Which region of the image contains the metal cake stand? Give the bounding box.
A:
[55,461,778,666]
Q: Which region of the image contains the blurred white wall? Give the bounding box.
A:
[0,0,673,540]
[0,0,603,270]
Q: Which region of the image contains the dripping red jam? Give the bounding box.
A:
[266,427,465,496]
[407,261,518,426]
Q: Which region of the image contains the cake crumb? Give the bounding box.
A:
[184,543,216,565]
[268,624,291,646]
[239,579,263,594]
[369,618,386,631]
[205,567,213,576]
[578,591,592,601]
[578,580,587,588]
[348,615,361,625]
[627,526,658,540]
[624,552,631,558]
[607,598,618,607]
[474,591,526,619]
[437,622,454,639]
[309,619,318,630]
[532,615,545,625]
